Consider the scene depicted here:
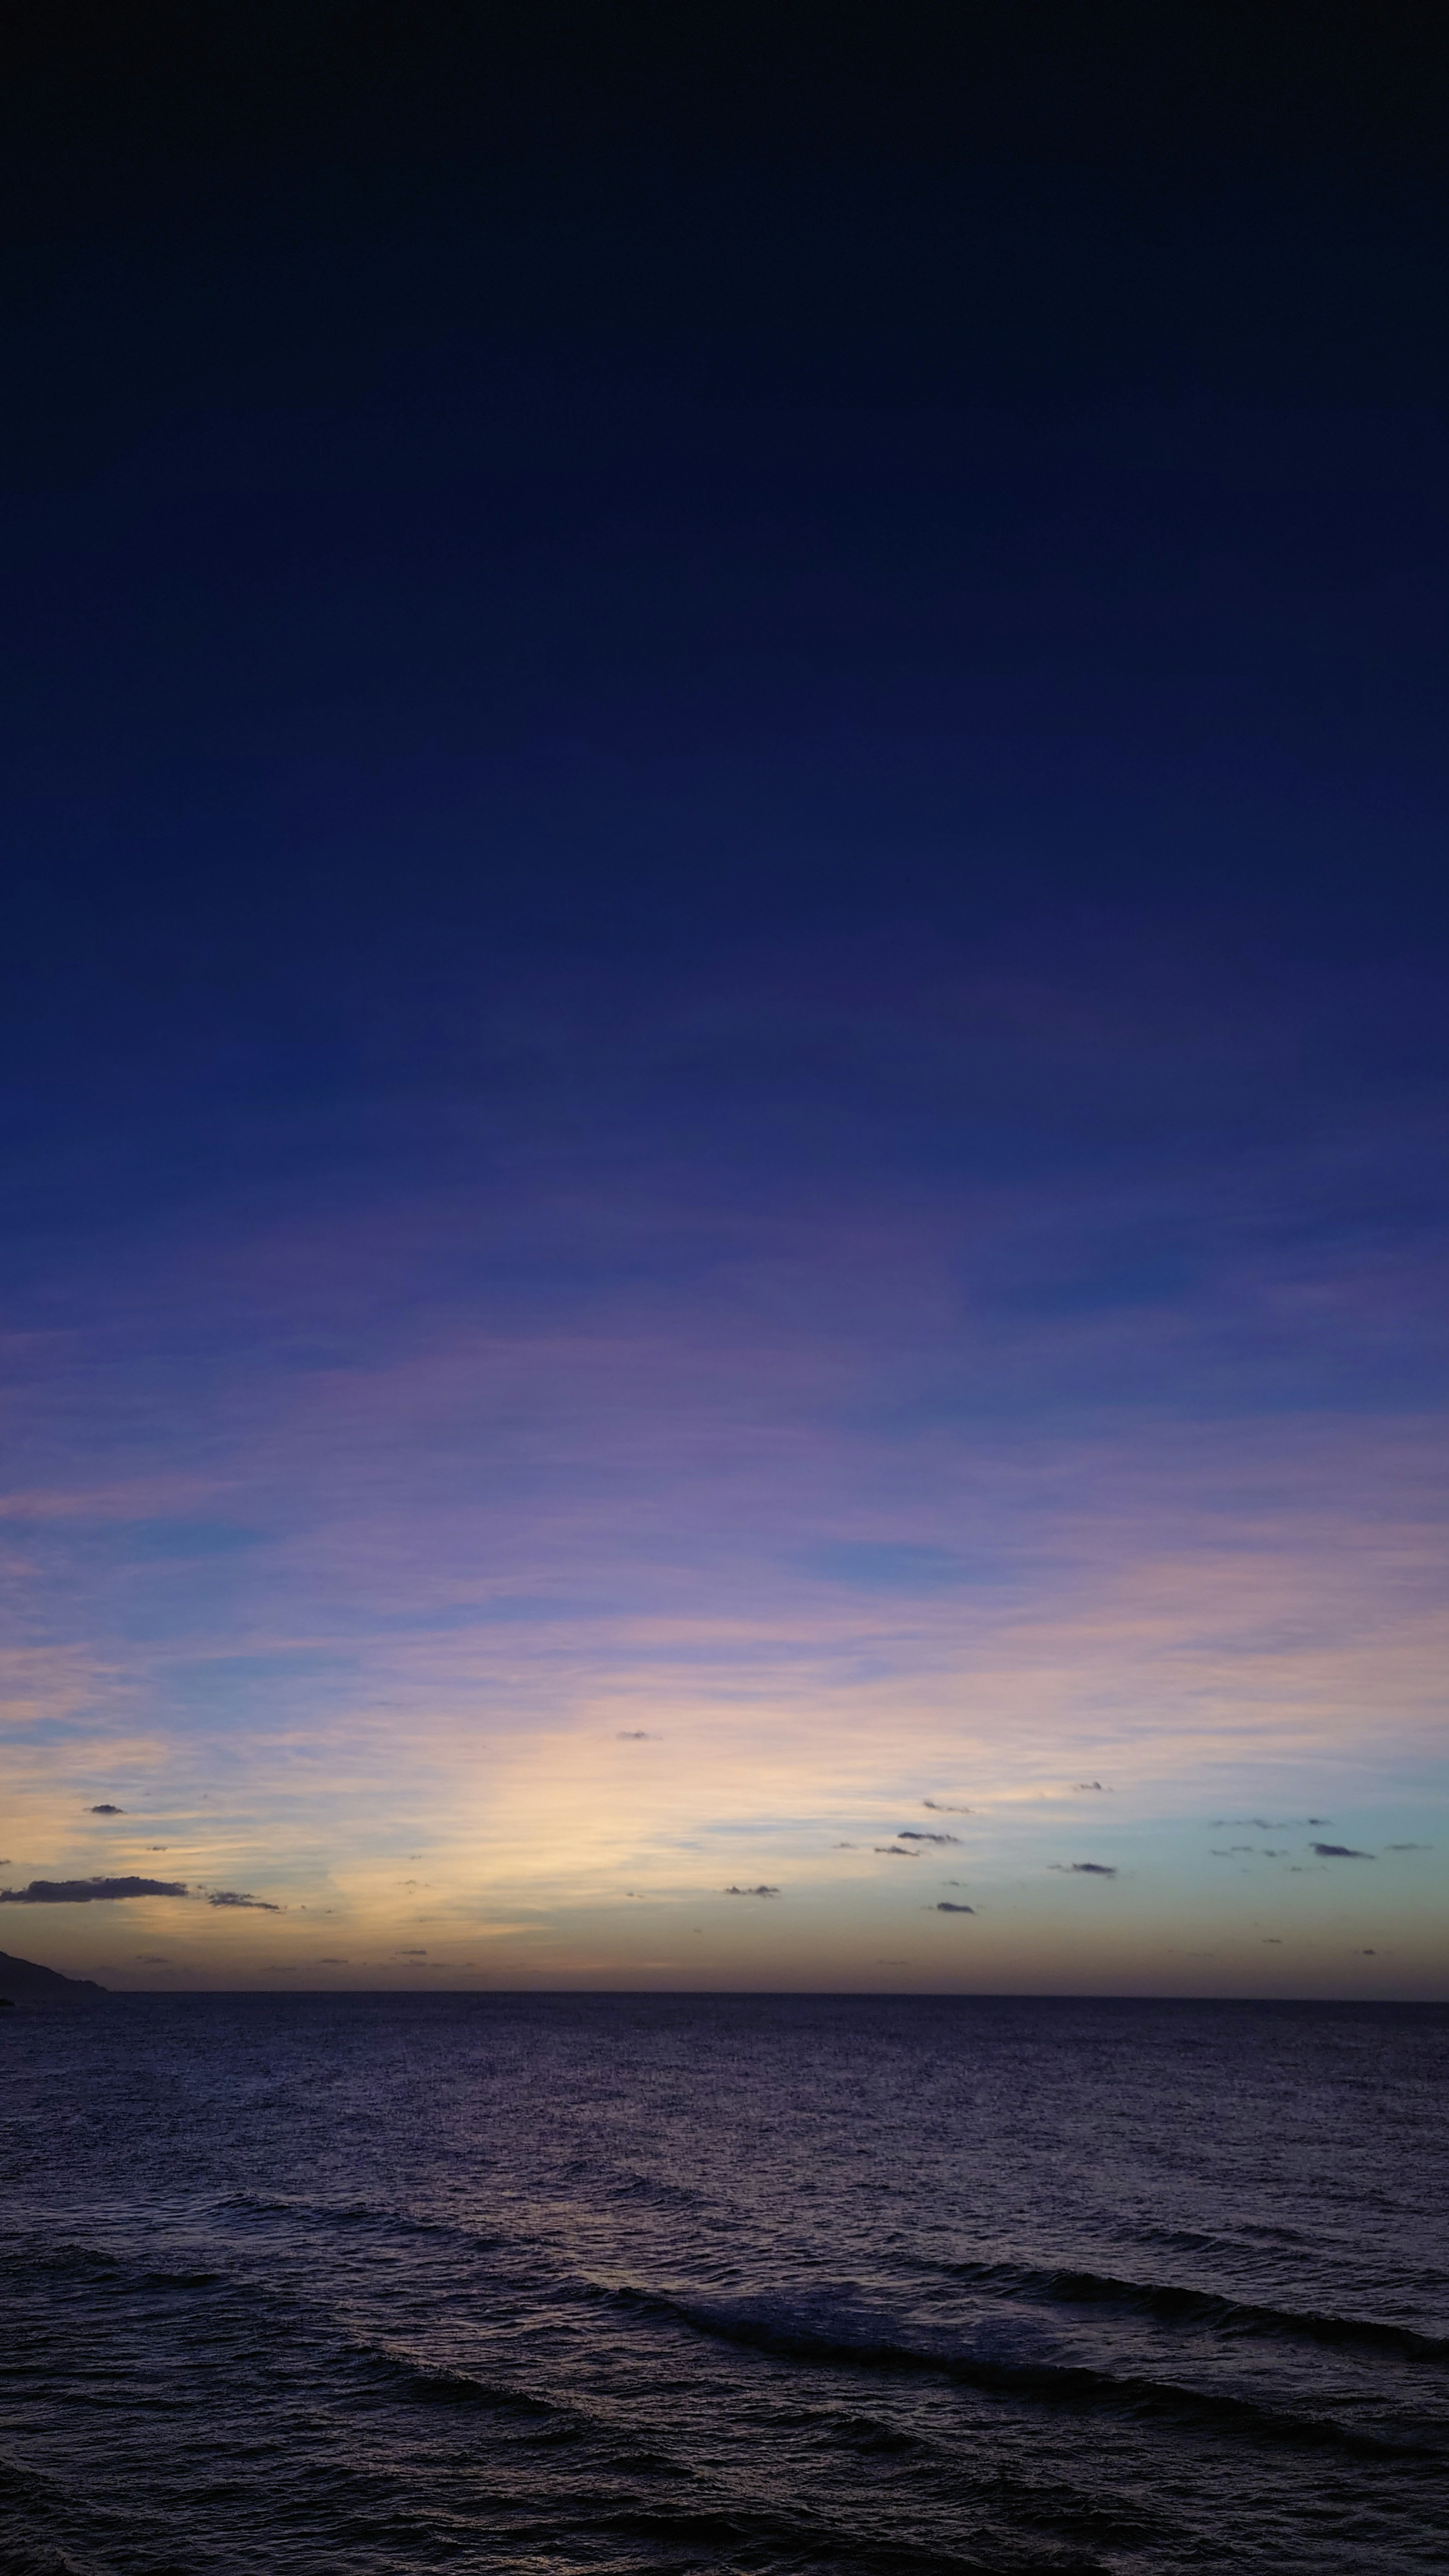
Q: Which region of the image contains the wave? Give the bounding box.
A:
[218,2189,486,2236]
[0,2456,95,2576]
[590,2285,1444,2463]
[936,2260,1449,2364]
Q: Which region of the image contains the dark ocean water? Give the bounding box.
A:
[1,1996,1445,2576]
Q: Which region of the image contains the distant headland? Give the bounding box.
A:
[0,1950,108,2010]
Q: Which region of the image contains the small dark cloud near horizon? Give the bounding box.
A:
[1050,1862,1118,1876]
[616,1730,654,1740]
[318,1957,349,1965]
[0,1875,188,1903]
[923,1800,971,1815]
[875,1845,921,1857]
[396,1947,427,1956]
[1360,1948,1377,1956]
[1262,1938,1282,1944]
[206,1889,281,1909]
[88,1804,125,1815]
[1212,1818,1329,1830]
[895,1829,960,1844]
[135,1953,170,1962]
[1073,1781,1109,1793]
[1311,1843,1374,1860]
[723,1884,780,1898]
[1385,1843,1431,1852]
[936,1901,975,1914]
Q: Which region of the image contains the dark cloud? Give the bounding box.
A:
[616,1730,654,1740]
[1385,1842,1431,1852]
[0,1875,188,1902]
[206,1889,281,1909]
[895,1829,960,1844]
[936,1901,975,1914]
[923,1799,971,1815]
[1073,1781,1108,1792]
[875,1845,921,1857]
[723,1884,780,1898]
[135,1954,170,1962]
[1360,1949,1377,1956]
[318,1957,349,1965]
[396,1947,427,1956]
[1262,1938,1282,1944]
[1211,1818,1327,1830]
[1310,1843,1374,1859]
[1050,1862,1118,1876]
[88,1804,125,1815]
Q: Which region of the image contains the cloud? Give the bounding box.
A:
[1360,1948,1377,1956]
[895,1829,960,1844]
[1073,1781,1108,1792]
[318,1956,349,1964]
[135,1954,170,1962]
[874,1845,920,1856]
[935,1901,975,1914]
[1212,1818,1325,1830]
[206,1889,281,1909]
[1050,1862,1118,1876]
[396,1947,427,1956]
[1310,1843,1374,1859]
[0,1875,188,1902]
[1385,1842,1431,1852]
[616,1730,654,1739]
[88,1804,125,1815]
[723,1884,780,1897]
[923,1800,971,1815]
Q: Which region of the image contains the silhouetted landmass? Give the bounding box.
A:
[0,1948,109,2010]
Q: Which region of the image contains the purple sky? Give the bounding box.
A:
[2,12,1446,1990]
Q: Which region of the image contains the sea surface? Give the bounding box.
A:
[1,1994,1445,2574]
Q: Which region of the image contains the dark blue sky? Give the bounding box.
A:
[3,6,1446,1989]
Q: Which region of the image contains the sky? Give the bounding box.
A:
[2,5,1446,1994]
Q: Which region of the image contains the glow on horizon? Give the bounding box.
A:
[3,1106,1446,1997]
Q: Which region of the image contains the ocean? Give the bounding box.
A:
[1,1993,1444,2573]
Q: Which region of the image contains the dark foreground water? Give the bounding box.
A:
[1,1996,1446,2575]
